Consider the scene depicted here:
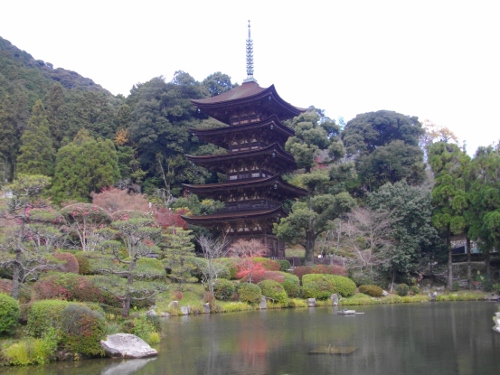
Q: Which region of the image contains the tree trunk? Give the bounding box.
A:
[447,235,453,290]
[485,251,491,278]
[304,232,315,266]
[121,259,136,317]
[466,237,471,289]
[10,253,21,300]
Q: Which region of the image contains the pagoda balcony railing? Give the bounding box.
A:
[219,199,280,212]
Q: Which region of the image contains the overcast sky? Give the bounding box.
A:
[2,0,499,155]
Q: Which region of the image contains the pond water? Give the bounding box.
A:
[2,302,499,375]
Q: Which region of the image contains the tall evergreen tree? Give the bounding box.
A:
[52,130,120,203]
[16,99,55,176]
[428,142,470,289]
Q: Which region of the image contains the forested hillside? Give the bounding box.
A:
[0,36,234,198]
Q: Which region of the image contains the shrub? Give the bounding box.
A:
[396,283,410,296]
[131,315,161,345]
[410,285,420,295]
[349,270,385,287]
[33,272,103,303]
[314,264,348,277]
[277,259,291,271]
[73,252,91,275]
[302,274,335,299]
[60,304,106,356]
[452,281,460,292]
[54,252,79,273]
[260,271,285,283]
[216,258,238,280]
[26,299,69,337]
[257,280,288,305]
[213,279,235,301]
[331,275,356,297]
[134,258,166,281]
[0,292,20,335]
[302,274,356,299]
[253,257,280,271]
[281,273,301,298]
[237,283,262,304]
[359,285,384,297]
[292,266,314,282]
[293,265,348,283]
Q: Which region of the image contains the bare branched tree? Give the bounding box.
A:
[197,235,229,293]
[342,207,395,273]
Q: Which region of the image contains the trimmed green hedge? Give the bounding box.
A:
[0,292,19,335]
[257,279,288,305]
[213,279,235,301]
[282,273,301,298]
[237,283,262,304]
[302,274,356,299]
[359,284,384,297]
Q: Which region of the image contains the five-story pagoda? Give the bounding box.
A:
[182,21,307,257]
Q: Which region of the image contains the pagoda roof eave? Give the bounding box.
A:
[189,114,295,138]
[185,142,296,166]
[181,206,284,224]
[191,81,305,123]
[182,175,308,197]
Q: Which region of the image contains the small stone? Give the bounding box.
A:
[168,301,179,309]
[146,309,158,317]
[180,306,190,315]
[330,293,338,306]
[203,303,211,314]
[160,312,170,317]
[307,298,316,307]
[259,295,267,309]
[382,290,389,296]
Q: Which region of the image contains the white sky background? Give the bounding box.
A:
[1,0,499,155]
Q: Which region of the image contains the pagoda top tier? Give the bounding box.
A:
[191,81,305,125]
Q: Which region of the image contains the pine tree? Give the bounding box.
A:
[16,100,55,176]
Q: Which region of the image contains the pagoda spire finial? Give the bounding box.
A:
[244,20,257,83]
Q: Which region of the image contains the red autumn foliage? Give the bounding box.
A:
[260,271,286,284]
[54,252,79,274]
[236,260,267,283]
[154,207,189,230]
[32,273,103,303]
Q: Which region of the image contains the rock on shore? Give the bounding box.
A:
[100,333,158,359]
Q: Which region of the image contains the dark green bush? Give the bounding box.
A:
[359,284,384,297]
[396,283,410,296]
[331,275,356,297]
[60,304,106,356]
[302,274,356,299]
[277,259,291,271]
[213,279,235,301]
[257,280,288,305]
[282,273,301,298]
[410,285,420,295]
[0,292,19,335]
[237,283,262,304]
